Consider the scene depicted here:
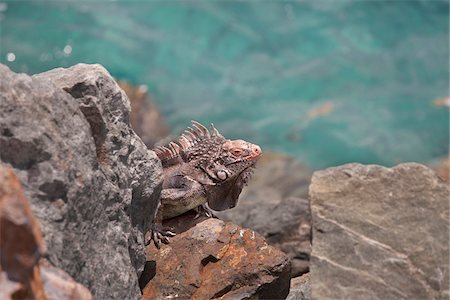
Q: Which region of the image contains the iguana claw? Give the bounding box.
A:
[194,204,214,219]
[145,224,176,249]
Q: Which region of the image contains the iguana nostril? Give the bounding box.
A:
[253,145,261,155]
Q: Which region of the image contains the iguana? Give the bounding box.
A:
[147,120,262,247]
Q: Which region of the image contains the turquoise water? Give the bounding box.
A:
[1,1,448,168]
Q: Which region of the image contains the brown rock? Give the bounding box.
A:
[309,163,450,300]
[142,217,291,299]
[119,81,169,148]
[0,166,46,300]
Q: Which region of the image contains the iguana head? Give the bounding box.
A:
[154,121,262,211]
[216,139,261,180]
[205,138,261,211]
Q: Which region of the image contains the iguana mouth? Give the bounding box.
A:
[243,144,262,161]
[248,151,262,160]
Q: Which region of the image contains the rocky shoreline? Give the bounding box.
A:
[1,63,448,299]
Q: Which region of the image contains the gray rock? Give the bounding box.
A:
[287,273,311,300]
[217,152,312,276]
[309,163,450,300]
[0,63,163,299]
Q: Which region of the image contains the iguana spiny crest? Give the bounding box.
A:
[154,120,262,211]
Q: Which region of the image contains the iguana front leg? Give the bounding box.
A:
[146,175,207,248]
[159,178,207,219]
[145,204,176,249]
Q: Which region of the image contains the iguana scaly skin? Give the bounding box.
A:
[147,121,262,247]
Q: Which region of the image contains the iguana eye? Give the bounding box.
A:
[217,170,228,180]
[231,149,243,156]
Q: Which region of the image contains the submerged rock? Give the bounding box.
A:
[309,163,449,300]
[0,166,91,300]
[142,217,291,299]
[217,152,312,277]
[0,63,162,299]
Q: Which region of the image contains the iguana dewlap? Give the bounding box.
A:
[149,120,261,247]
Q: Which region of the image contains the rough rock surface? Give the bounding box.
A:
[217,152,312,276]
[309,163,450,300]
[142,217,291,299]
[0,166,92,300]
[0,63,162,299]
[118,81,169,148]
[286,273,311,300]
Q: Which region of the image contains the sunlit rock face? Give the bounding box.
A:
[309,163,449,300]
[142,216,291,300]
[0,63,163,299]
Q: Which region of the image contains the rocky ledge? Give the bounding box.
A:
[142,214,291,299]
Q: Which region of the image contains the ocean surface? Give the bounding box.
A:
[1,1,448,169]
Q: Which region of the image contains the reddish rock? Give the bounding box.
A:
[40,259,92,300]
[142,217,291,299]
[0,167,46,300]
[0,166,92,300]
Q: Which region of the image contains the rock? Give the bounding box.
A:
[217,152,312,276]
[286,273,311,300]
[40,259,92,300]
[0,166,46,300]
[0,166,92,300]
[0,63,163,299]
[118,81,169,148]
[142,217,291,299]
[309,163,450,300]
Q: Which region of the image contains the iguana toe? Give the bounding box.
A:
[146,224,176,248]
[194,204,214,219]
